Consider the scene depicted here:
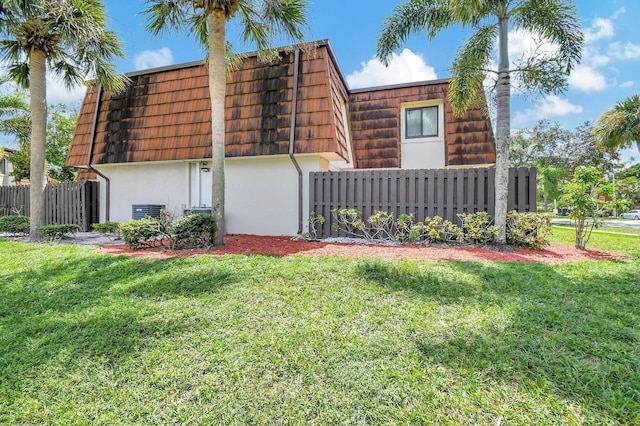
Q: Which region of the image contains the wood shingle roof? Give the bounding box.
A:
[67,42,350,167]
[67,40,495,170]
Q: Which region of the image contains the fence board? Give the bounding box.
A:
[0,181,99,231]
[309,167,537,238]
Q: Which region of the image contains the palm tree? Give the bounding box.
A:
[377,0,583,244]
[0,0,126,241]
[593,94,640,154]
[144,0,309,246]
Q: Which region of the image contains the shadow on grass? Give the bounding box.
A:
[0,252,238,388]
[356,258,640,424]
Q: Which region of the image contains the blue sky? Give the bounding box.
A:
[16,0,640,164]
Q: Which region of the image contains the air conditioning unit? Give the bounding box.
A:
[132,204,165,220]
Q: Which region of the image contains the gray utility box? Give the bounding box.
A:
[183,207,212,215]
[132,204,165,220]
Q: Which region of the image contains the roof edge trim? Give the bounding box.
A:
[348,78,451,94]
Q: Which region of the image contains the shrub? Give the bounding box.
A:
[0,215,29,234]
[304,212,325,240]
[39,224,80,240]
[506,211,553,249]
[170,213,216,249]
[120,218,166,249]
[458,212,498,245]
[331,208,366,235]
[92,221,121,239]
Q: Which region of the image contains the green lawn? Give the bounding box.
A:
[550,225,640,258]
[1,235,639,424]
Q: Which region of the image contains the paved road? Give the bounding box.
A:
[552,218,640,229]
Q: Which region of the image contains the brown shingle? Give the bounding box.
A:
[67,44,352,167]
[348,81,495,168]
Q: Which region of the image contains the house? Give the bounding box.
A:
[65,40,495,236]
[0,147,16,186]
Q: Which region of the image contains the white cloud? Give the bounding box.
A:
[133,47,174,71]
[46,76,86,109]
[584,17,615,43]
[608,41,640,60]
[346,49,437,89]
[568,65,608,93]
[514,95,583,126]
[507,29,559,67]
[619,80,634,89]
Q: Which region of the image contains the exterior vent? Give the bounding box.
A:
[183,207,212,215]
[132,204,165,220]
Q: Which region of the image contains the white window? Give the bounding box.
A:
[405,106,438,138]
[400,100,445,169]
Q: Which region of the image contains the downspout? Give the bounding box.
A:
[86,85,110,221]
[289,48,303,234]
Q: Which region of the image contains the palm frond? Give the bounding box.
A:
[514,0,583,72]
[261,0,309,42]
[593,95,640,152]
[377,0,454,66]
[144,0,190,35]
[449,24,496,116]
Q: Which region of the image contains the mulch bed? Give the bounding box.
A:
[95,234,627,263]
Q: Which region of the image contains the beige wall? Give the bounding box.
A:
[95,154,329,236]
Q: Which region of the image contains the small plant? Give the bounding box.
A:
[560,167,624,249]
[331,208,366,235]
[506,211,553,248]
[458,212,498,245]
[170,213,216,249]
[39,224,80,240]
[120,217,167,249]
[304,212,325,240]
[0,215,29,234]
[92,221,121,239]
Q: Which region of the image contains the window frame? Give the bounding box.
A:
[404,105,439,139]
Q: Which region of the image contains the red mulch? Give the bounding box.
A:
[94,234,626,263]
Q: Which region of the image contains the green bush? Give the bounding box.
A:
[39,224,80,240]
[170,213,216,249]
[506,211,553,249]
[458,212,498,245]
[0,215,29,234]
[92,221,121,239]
[409,216,464,244]
[120,218,166,249]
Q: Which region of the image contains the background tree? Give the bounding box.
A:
[1,103,78,182]
[593,94,640,154]
[511,120,622,211]
[145,0,309,246]
[377,0,583,243]
[0,0,125,240]
[560,166,628,249]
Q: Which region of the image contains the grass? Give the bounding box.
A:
[553,222,640,236]
[0,235,639,425]
[550,225,640,258]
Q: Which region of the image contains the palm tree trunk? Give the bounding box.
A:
[494,15,511,244]
[29,49,47,241]
[209,9,226,246]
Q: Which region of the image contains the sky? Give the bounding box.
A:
[8,0,640,165]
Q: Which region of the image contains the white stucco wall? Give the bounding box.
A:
[225,155,326,236]
[94,154,328,236]
[95,161,190,224]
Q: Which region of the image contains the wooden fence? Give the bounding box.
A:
[0,181,99,231]
[309,167,536,238]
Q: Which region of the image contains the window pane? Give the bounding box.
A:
[422,106,438,137]
[406,109,423,138]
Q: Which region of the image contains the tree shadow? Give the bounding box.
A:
[0,253,238,387]
[355,258,640,424]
